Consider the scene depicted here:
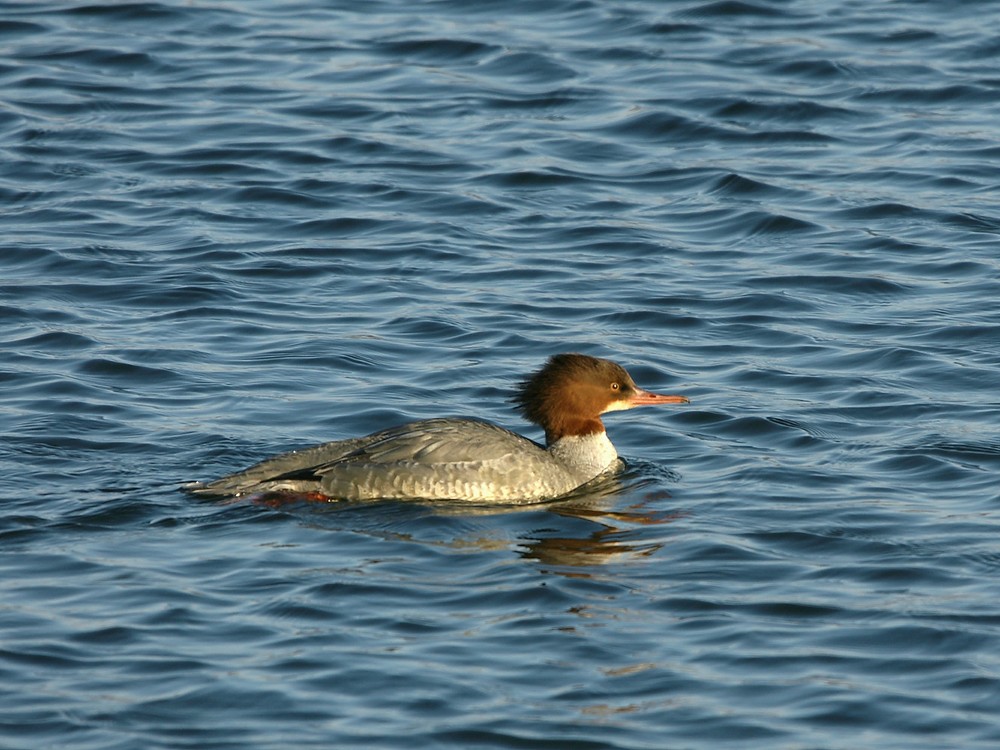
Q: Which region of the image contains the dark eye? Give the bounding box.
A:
[610,382,620,391]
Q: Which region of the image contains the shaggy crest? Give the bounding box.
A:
[511,353,638,443]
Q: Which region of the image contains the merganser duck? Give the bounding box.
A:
[185,353,688,504]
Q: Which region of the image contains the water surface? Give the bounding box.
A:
[2,1,1000,748]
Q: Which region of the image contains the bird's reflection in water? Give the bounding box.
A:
[234,463,684,568]
[519,477,685,569]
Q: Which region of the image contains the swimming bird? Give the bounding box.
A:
[185,353,688,504]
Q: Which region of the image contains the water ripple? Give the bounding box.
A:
[3,0,1000,748]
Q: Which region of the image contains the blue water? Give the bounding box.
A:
[3,1,1000,748]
